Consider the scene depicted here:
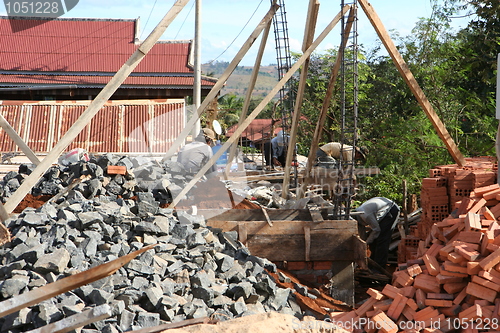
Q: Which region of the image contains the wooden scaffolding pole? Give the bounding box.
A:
[0,113,40,165]
[224,13,273,177]
[168,5,351,208]
[163,4,279,161]
[358,0,466,166]
[297,6,356,199]
[1,0,190,219]
[282,0,320,199]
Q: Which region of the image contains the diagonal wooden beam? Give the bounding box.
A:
[168,5,351,209]
[24,304,112,333]
[1,0,190,218]
[224,10,274,178]
[0,113,40,165]
[297,6,356,199]
[358,0,466,166]
[0,203,10,245]
[282,0,320,199]
[163,3,279,161]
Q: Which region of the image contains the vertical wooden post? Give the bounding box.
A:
[297,6,356,199]
[282,0,320,199]
[224,15,273,178]
[168,5,351,208]
[359,0,466,166]
[304,226,311,261]
[403,179,409,235]
[164,4,279,160]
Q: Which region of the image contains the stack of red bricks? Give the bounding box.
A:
[419,175,449,238]
[401,158,497,262]
[328,168,500,332]
[398,237,421,263]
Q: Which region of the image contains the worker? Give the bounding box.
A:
[316,142,367,166]
[352,197,400,268]
[263,130,290,167]
[211,140,228,166]
[177,128,217,176]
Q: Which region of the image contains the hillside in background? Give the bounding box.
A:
[202,61,279,97]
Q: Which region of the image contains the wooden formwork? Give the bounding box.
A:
[202,208,367,306]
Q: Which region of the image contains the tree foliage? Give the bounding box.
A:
[215,93,274,135]
[286,0,500,206]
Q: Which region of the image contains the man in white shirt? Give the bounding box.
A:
[353,197,400,268]
[316,142,367,165]
[177,128,217,176]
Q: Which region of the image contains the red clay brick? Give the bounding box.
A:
[286,261,307,270]
[479,247,500,270]
[471,275,500,292]
[313,261,333,270]
[466,282,497,302]
[107,165,127,175]
[424,299,453,307]
[467,262,482,275]
[458,303,482,320]
[366,288,385,301]
[422,254,440,276]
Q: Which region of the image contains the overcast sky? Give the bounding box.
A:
[1,0,470,66]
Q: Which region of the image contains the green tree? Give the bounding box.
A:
[217,93,244,131]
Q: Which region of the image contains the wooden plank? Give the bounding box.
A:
[0,113,40,166]
[207,220,358,236]
[309,207,324,223]
[330,262,355,307]
[206,208,326,222]
[304,226,311,261]
[282,0,320,197]
[225,16,273,176]
[1,0,191,218]
[238,223,247,245]
[229,167,379,183]
[0,244,154,318]
[0,217,10,246]
[298,6,356,199]
[358,0,466,166]
[353,235,368,270]
[164,3,279,161]
[247,232,359,261]
[168,4,351,208]
[261,207,273,227]
[126,317,210,333]
[24,304,112,333]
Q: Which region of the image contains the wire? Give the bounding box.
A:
[208,0,264,64]
[175,1,195,39]
[141,0,158,40]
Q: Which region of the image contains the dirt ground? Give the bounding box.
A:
[13,194,51,213]
[165,312,345,333]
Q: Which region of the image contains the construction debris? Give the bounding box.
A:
[0,154,346,332]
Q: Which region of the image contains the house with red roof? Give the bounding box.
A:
[0,16,218,154]
[225,118,283,147]
[0,16,217,101]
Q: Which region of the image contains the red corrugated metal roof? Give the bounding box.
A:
[0,100,185,153]
[0,74,217,87]
[0,17,194,74]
